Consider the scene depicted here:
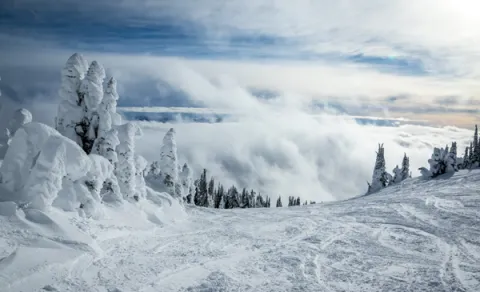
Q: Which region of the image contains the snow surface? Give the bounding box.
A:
[1,170,480,291]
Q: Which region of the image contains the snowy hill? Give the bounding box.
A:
[1,169,479,292]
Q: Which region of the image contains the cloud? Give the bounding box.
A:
[3,0,480,77]
[136,116,472,203]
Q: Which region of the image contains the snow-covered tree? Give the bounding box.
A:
[100,77,122,128]
[8,108,32,136]
[367,144,391,194]
[147,161,161,177]
[392,153,410,184]
[180,163,193,202]
[445,142,458,173]
[401,153,410,180]
[214,184,225,208]
[276,196,283,207]
[462,146,470,169]
[56,53,89,143]
[77,61,106,154]
[208,177,215,207]
[473,125,480,167]
[0,108,32,160]
[91,76,121,164]
[428,147,448,177]
[392,165,402,184]
[159,128,180,197]
[255,193,265,208]
[115,123,142,200]
[194,169,209,207]
[225,186,240,209]
[134,154,148,201]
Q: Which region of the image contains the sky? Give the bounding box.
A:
[0,0,478,201]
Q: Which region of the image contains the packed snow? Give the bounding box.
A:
[1,169,479,292]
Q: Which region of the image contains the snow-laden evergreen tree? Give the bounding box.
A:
[91,77,121,164]
[194,169,209,207]
[159,128,180,196]
[77,61,106,154]
[9,108,32,136]
[100,77,122,128]
[208,177,215,207]
[134,155,148,201]
[276,196,282,207]
[462,146,470,169]
[180,163,193,202]
[445,142,458,173]
[401,153,410,180]
[473,125,480,167]
[115,123,142,200]
[240,188,249,208]
[428,147,448,177]
[56,53,89,143]
[0,108,32,159]
[392,165,402,184]
[367,144,391,194]
[215,184,225,208]
[147,161,161,177]
[248,190,256,208]
[392,153,410,184]
[225,186,240,209]
[295,197,301,206]
[255,193,265,208]
[468,142,474,168]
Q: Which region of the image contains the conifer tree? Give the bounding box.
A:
[249,190,256,208]
[208,177,215,207]
[367,144,391,194]
[463,146,470,169]
[78,61,106,154]
[217,184,225,209]
[56,53,89,144]
[445,142,458,172]
[276,196,282,207]
[469,142,474,168]
[295,197,301,206]
[194,169,209,207]
[401,153,410,181]
[240,188,249,208]
[474,125,479,166]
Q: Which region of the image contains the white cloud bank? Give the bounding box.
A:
[136,114,472,203]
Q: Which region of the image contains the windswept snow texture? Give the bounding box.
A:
[1,170,480,291]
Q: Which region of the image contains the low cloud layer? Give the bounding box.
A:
[136,114,472,203]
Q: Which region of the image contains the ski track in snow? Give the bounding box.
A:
[1,170,480,291]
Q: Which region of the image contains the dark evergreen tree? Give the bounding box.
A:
[295,197,301,206]
[462,146,470,169]
[276,196,283,207]
[401,153,410,181]
[240,188,249,208]
[469,142,474,168]
[208,177,215,207]
[249,190,256,208]
[214,184,225,208]
[193,169,209,207]
[367,143,391,194]
[474,125,479,166]
[288,196,294,207]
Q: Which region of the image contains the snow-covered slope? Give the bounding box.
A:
[1,170,480,291]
